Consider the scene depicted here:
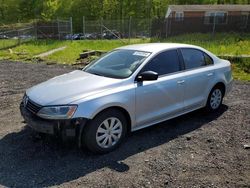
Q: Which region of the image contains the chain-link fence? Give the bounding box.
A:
[36,18,72,40]
[1,15,249,50]
[0,23,36,50]
[79,15,250,40]
[0,18,72,50]
[82,18,151,39]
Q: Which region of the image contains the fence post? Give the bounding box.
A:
[129,16,132,43]
[148,18,152,38]
[166,18,168,38]
[35,21,38,40]
[212,13,216,36]
[17,29,21,45]
[100,17,103,39]
[82,16,85,35]
[57,18,60,40]
[70,17,73,41]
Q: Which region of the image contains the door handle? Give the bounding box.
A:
[207,73,214,77]
[177,80,185,84]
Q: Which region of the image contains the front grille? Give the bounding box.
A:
[25,99,42,114]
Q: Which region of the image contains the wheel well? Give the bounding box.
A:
[213,82,226,96]
[94,106,132,133]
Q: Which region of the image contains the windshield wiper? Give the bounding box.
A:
[89,72,104,77]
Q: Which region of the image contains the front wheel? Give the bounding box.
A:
[83,109,127,154]
[206,87,224,112]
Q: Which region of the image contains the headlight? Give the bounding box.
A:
[37,105,77,120]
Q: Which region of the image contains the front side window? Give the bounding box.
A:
[141,50,181,76]
[181,48,206,70]
[84,49,151,79]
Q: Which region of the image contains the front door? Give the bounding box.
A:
[135,49,185,129]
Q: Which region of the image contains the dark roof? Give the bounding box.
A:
[166,5,250,17]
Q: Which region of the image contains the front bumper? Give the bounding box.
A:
[20,103,56,134]
[20,103,87,137]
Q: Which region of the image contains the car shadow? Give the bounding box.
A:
[0,105,228,187]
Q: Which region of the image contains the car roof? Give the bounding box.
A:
[117,43,203,53]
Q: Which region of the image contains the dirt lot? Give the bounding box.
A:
[0,61,249,188]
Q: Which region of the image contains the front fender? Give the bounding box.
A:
[72,85,136,127]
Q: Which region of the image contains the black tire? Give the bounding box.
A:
[206,86,224,112]
[83,109,127,154]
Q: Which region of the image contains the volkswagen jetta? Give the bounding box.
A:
[20,43,233,153]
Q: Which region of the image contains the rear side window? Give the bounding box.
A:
[141,50,180,76]
[204,53,214,65]
[181,48,206,70]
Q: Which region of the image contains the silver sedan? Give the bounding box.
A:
[20,43,233,153]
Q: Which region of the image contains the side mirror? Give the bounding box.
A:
[136,71,158,82]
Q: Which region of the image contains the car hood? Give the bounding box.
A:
[26,70,123,105]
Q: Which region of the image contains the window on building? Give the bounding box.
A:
[204,11,227,24]
[240,12,249,28]
[175,11,184,21]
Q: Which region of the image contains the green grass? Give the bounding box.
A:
[233,66,250,81]
[1,32,249,63]
[0,33,249,81]
[232,60,250,81]
[0,39,68,61]
[152,32,250,56]
[47,38,150,64]
[0,38,150,63]
[0,39,19,50]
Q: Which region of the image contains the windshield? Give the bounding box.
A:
[83,49,151,79]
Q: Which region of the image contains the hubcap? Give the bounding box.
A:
[96,117,122,149]
[210,89,222,109]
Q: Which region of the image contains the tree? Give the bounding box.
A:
[40,0,60,21]
[0,0,249,26]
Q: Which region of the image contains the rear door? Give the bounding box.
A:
[135,49,185,129]
[180,48,215,111]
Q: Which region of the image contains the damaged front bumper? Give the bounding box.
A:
[20,102,87,140]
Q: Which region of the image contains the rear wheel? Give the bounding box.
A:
[83,109,127,154]
[206,86,224,111]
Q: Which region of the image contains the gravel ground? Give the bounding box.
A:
[0,61,249,188]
